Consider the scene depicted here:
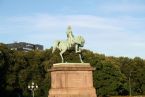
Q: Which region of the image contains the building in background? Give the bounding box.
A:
[6,42,43,51]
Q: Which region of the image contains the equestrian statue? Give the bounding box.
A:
[52,26,85,63]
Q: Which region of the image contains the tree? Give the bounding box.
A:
[94,59,128,96]
[0,45,145,97]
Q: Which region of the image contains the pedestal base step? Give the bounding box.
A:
[48,88,97,97]
[48,94,96,97]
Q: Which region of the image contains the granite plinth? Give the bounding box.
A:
[48,63,97,97]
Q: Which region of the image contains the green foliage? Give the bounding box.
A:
[0,45,145,97]
[93,59,127,96]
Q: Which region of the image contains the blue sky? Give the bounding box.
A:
[0,0,145,58]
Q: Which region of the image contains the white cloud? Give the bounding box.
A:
[0,14,145,58]
[97,1,145,13]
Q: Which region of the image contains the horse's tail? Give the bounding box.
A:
[52,40,60,53]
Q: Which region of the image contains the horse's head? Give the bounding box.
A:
[80,38,85,47]
[75,36,85,47]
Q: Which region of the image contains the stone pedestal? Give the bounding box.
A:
[48,63,97,97]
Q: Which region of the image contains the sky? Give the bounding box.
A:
[0,0,145,58]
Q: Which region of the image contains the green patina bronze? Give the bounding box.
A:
[52,26,85,63]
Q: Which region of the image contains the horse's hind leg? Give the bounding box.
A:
[60,50,65,63]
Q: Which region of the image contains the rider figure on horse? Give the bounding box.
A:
[66,26,75,46]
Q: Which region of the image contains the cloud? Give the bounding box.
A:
[97,0,145,13]
[0,14,145,58]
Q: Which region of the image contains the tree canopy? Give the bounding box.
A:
[0,44,145,97]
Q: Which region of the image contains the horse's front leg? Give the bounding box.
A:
[75,45,83,63]
[79,53,84,63]
[75,44,81,53]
